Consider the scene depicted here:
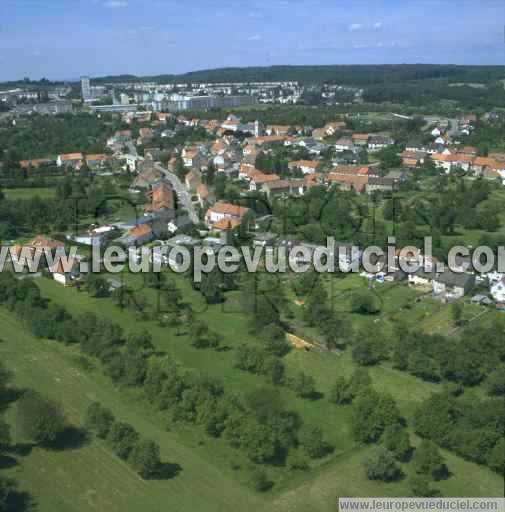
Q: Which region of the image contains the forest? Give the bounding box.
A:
[91,64,505,86]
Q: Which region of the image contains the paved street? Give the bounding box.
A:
[154,163,200,224]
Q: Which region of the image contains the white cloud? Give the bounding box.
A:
[349,23,363,31]
[353,43,369,49]
[373,21,383,29]
[248,34,262,41]
[103,0,127,8]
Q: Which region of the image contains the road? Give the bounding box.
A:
[126,140,138,157]
[154,163,199,224]
[128,138,199,224]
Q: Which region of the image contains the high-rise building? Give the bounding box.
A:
[81,76,91,101]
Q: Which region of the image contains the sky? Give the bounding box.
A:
[0,0,503,81]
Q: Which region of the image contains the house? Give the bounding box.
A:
[71,226,116,246]
[451,153,474,172]
[400,150,425,168]
[329,165,370,177]
[472,157,505,179]
[107,130,132,146]
[326,173,369,193]
[253,232,278,247]
[265,124,290,136]
[408,269,475,298]
[57,152,83,169]
[11,235,65,271]
[335,137,354,152]
[368,135,394,152]
[185,171,200,192]
[405,141,428,153]
[249,172,280,191]
[296,138,325,155]
[138,127,153,141]
[85,154,110,167]
[431,153,453,173]
[491,276,505,303]
[312,128,327,141]
[205,201,249,226]
[182,147,198,167]
[196,183,212,207]
[124,154,141,171]
[366,171,403,194]
[247,135,289,146]
[50,258,80,286]
[221,114,240,132]
[132,165,163,189]
[212,218,242,232]
[288,160,318,175]
[459,146,478,156]
[261,179,305,199]
[28,235,64,255]
[352,133,369,146]
[211,139,227,155]
[120,224,154,247]
[238,163,257,180]
[146,181,175,218]
[324,121,346,136]
[19,158,53,169]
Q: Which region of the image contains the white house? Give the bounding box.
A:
[491,276,505,302]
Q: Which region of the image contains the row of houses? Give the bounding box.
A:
[19,153,110,170]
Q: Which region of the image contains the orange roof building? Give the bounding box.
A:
[327,174,369,192]
[212,218,242,231]
[205,201,249,225]
[19,158,52,169]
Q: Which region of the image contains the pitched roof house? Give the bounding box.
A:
[57,153,84,168]
[205,201,249,226]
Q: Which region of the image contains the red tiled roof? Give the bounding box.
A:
[206,201,249,218]
[129,224,152,237]
[288,160,318,169]
[19,158,52,169]
[327,174,369,192]
[213,218,241,231]
[60,153,83,161]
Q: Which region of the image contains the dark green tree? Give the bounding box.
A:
[129,439,162,479]
[413,440,449,481]
[16,390,66,445]
[363,447,403,482]
[84,402,115,439]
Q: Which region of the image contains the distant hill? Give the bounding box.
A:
[91,64,505,86]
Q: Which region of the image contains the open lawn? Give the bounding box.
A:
[3,187,55,200]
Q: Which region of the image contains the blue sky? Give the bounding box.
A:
[0,0,503,81]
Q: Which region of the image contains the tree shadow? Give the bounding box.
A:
[0,387,25,411]
[154,462,182,480]
[9,442,34,457]
[45,426,90,451]
[306,390,324,401]
[215,345,232,352]
[0,454,18,469]
[6,491,37,512]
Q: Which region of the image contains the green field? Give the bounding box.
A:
[0,309,266,512]
[0,273,502,512]
[3,187,55,200]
